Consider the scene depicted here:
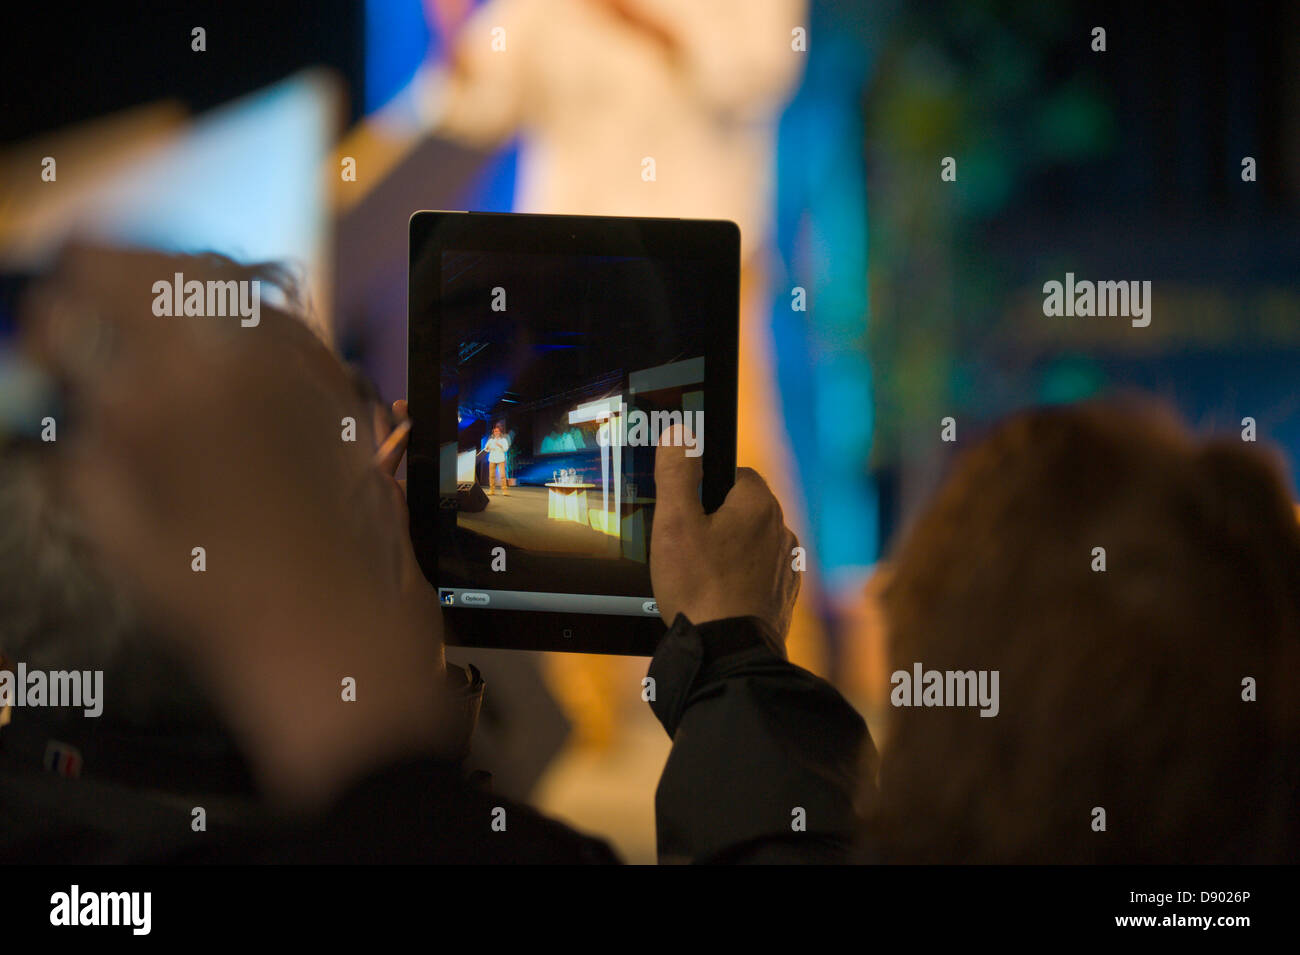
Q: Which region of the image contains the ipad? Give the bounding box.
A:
[407,211,739,655]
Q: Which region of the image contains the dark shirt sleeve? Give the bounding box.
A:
[649,614,873,864]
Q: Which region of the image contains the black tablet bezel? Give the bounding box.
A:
[407,211,739,655]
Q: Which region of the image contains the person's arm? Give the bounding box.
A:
[413,0,532,147]
[650,614,871,863]
[648,426,873,863]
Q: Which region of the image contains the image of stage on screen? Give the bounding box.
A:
[435,250,712,598]
[442,356,703,596]
[435,249,713,597]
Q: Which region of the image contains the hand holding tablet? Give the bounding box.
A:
[650,430,800,645]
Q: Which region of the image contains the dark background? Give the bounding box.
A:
[0,1,365,145]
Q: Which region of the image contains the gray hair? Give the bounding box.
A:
[0,450,214,726]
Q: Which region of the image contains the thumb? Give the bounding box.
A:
[654,422,704,531]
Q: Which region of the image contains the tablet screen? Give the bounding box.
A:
[408,212,738,653]
[435,248,712,617]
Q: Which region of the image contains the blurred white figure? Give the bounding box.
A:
[397,0,806,263]
[485,424,510,494]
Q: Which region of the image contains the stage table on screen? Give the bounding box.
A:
[546,482,597,525]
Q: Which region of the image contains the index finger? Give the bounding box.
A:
[374,417,411,473]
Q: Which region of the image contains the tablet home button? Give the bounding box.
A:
[461,592,490,606]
